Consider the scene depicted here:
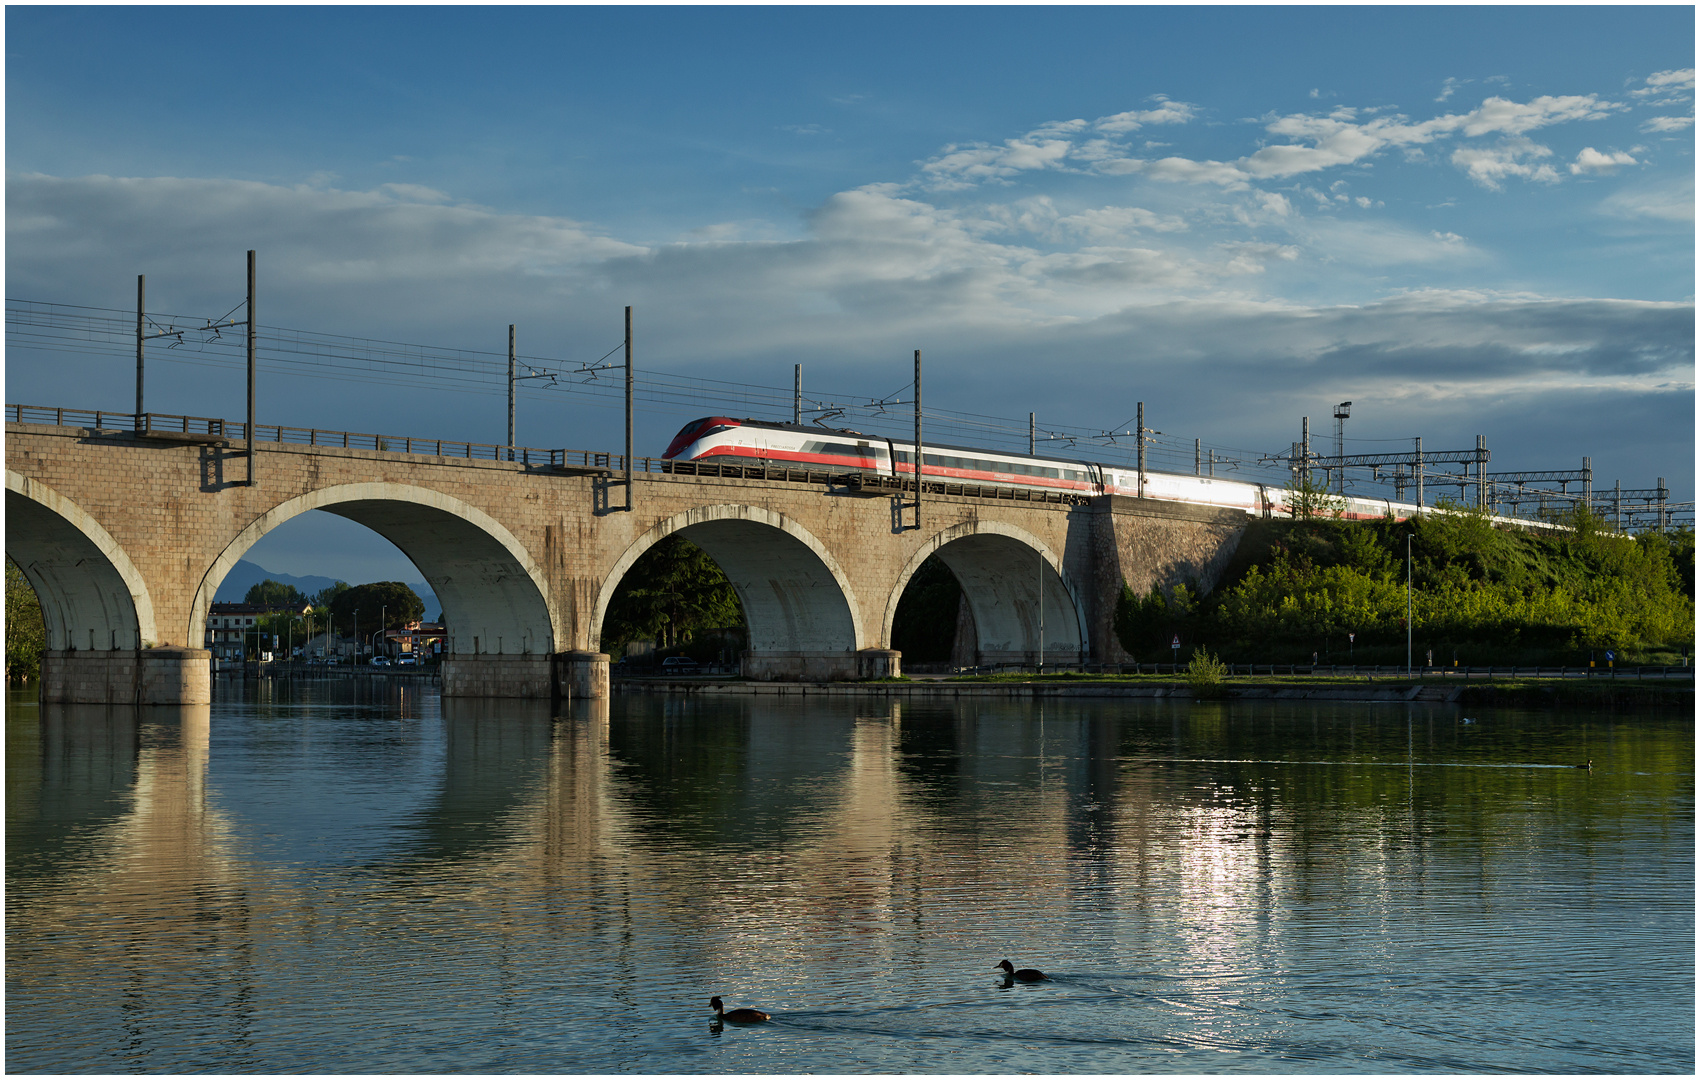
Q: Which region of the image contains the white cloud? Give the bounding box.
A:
[1642,114,1695,132]
[920,124,1083,188]
[1631,68,1696,100]
[1052,205,1189,240]
[1141,156,1251,189]
[1645,68,1696,90]
[1094,96,1197,134]
[1450,138,1562,190]
[1598,175,1696,223]
[1226,93,1621,183]
[4,170,1689,501]
[376,183,452,204]
[6,173,644,292]
[1293,218,1484,266]
[1218,241,1300,275]
[1447,94,1622,136]
[1570,147,1638,175]
[915,88,1631,200]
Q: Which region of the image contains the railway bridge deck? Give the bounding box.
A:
[6,406,1251,704]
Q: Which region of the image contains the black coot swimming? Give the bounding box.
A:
[997,960,1049,982]
[710,996,770,1023]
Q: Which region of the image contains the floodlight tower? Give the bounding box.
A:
[1333,401,1352,493]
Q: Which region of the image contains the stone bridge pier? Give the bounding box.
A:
[6,418,1251,704]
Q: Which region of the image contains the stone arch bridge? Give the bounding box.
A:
[6,412,1251,704]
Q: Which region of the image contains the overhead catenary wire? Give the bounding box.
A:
[0,296,1522,493]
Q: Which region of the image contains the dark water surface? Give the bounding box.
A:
[6,683,1693,1073]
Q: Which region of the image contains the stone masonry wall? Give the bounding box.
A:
[8,422,1252,694]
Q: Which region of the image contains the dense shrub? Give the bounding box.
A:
[1122,505,1694,665]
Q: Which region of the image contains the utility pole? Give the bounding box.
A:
[1195,438,1201,477]
[1477,434,1487,508]
[625,306,634,511]
[1137,402,1146,497]
[246,249,256,486]
[135,275,145,430]
[910,349,923,530]
[1414,436,1423,510]
[507,325,516,460]
[1300,416,1310,487]
[794,364,802,424]
[1030,412,1036,456]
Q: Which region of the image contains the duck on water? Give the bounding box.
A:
[997,960,1050,982]
[710,996,770,1023]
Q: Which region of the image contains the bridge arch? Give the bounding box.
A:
[193,482,558,656]
[6,470,159,651]
[886,520,1087,666]
[594,505,864,679]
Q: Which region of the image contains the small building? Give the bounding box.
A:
[205,601,313,661]
[384,621,445,657]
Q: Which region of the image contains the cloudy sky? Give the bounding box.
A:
[6,6,1693,584]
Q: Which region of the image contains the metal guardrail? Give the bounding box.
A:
[6,403,586,467]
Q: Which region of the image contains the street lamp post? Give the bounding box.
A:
[1405,535,1413,676]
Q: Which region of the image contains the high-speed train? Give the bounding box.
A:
[663,416,1424,522]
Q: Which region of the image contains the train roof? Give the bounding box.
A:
[697,416,1120,470]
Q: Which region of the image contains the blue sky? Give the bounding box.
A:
[6,6,1694,585]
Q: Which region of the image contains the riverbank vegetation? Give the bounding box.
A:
[600,535,746,662]
[7,560,45,682]
[1117,504,1694,667]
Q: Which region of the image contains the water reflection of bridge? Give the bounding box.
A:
[12,694,1522,1055]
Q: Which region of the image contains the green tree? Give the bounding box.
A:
[326,582,426,646]
[245,579,308,607]
[1287,474,1347,521]
[6,559,45,682]
[601,536,745,657]
[1200,511,1694,664]
[1114,581,1196,659]
[311,581,350,609]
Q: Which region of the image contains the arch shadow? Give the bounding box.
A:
[594,505,863,679]
[192,482,558,657]
[886,521,1087,666]
[6,471,157,651]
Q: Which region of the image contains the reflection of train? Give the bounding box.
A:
[663,416,1425,522]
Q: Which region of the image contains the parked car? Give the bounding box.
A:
[661,655,699,673]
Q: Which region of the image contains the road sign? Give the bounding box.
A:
[1171,635,1180,650]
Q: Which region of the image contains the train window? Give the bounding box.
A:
[803,440,865,457]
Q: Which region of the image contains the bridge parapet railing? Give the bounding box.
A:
[12,403,1090,504]
[7,404,588,468]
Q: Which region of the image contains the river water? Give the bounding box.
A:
[6,681,1693,1073]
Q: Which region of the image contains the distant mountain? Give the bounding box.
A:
[216,560,441,621]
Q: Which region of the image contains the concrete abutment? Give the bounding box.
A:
[40,647,211,705]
